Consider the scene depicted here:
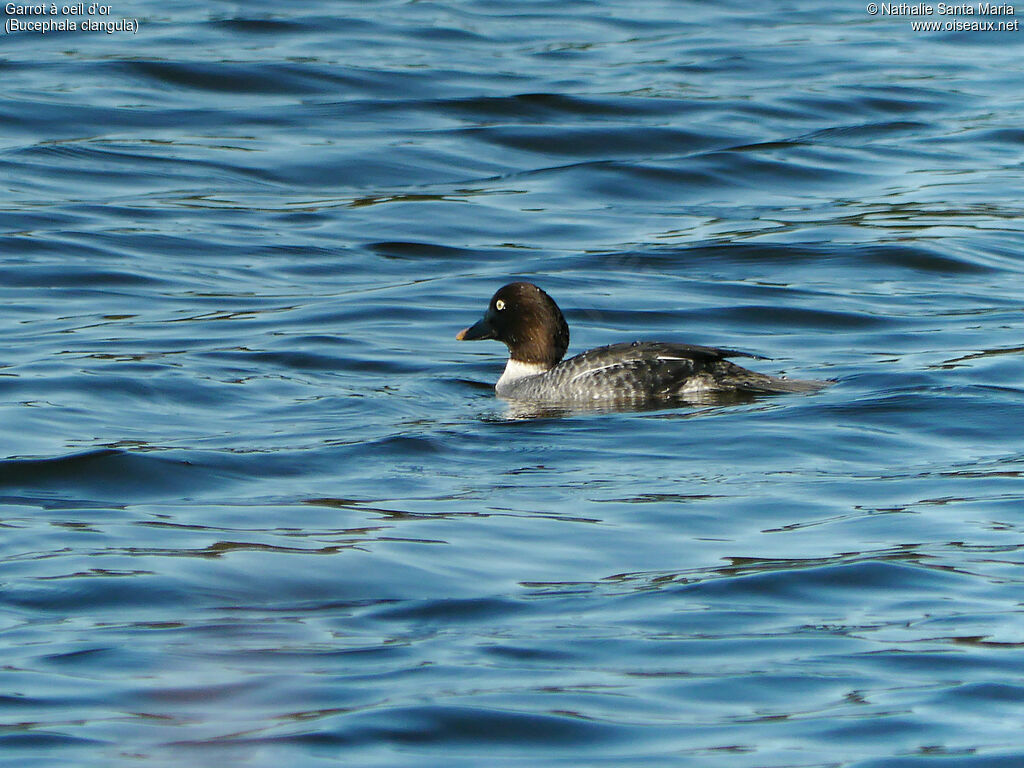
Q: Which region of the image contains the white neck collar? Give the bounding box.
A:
[496,358,549,389]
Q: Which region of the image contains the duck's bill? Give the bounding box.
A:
[456,317,496,341]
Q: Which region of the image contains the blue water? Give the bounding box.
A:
[3,1,1024,765]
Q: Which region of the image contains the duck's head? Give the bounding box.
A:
[456,282,570,368]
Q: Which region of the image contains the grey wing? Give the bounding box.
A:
[558,343,717,399]
[550,342,822,402]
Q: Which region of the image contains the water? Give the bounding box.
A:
[2,1,1024,765]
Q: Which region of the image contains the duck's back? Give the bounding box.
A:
[497,341,801,403]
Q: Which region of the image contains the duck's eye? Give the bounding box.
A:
[495,299,506,311]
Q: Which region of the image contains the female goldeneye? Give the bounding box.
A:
[456,282,827,404]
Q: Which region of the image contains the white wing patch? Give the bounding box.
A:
[567,353,693,384]
[568,361,623,383]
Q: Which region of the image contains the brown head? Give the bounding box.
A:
[456,282,570,368]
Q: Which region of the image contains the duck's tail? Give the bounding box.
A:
[744,373,834,394]
[712,359,833,395]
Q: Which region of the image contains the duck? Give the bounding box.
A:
[456,282,828,404]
